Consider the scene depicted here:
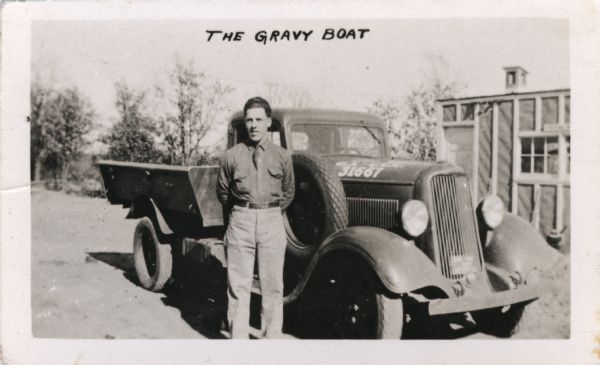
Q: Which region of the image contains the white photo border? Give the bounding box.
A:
[2,1,599,364]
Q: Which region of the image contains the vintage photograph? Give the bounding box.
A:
[27,17,572,343]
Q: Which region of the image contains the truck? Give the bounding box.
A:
[98,108,555,339]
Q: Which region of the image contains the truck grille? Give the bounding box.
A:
[347,197,399,230]
[430,175,482,280]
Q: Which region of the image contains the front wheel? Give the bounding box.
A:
[289,253,404,339]
[133,217,173,292]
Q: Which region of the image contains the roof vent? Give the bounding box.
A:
[503,66,528,92]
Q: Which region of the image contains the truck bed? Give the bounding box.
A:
[98,160,224,234]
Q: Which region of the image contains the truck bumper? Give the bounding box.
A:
[428,285,539,316]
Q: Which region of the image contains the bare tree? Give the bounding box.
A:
[367,98,411,159]
[158,57,234,165]
[369,56,464,161]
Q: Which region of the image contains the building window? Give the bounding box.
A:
[520,137,559,175]
[566,136,571,174]
[442,105,456,122]
[565,96,570,124]
[519,99,535,131]
[507,71,516,86]
[542,97,559,127]
[461,103,475,121]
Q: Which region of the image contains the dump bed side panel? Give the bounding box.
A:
[188,166,223,227]
[98,161,223,234]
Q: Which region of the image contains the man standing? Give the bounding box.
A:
[216,97,294,339]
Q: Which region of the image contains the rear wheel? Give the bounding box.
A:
[133,217,173,291]
[291,253,403,339]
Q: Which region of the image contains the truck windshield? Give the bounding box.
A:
[290,123,385,158]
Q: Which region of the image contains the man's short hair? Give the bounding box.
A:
[244,97,272,117]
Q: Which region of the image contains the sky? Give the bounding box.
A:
[31,18,569,149]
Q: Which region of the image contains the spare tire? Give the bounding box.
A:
[284,153,348,260]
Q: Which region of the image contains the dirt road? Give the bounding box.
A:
[32,188,211,338]
[31,188,570,339]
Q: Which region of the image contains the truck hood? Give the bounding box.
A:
[326,157,463,185]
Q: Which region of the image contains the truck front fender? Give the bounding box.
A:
[484,213,558,278]
[285,227,453,303]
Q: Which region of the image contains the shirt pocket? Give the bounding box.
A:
[267,166,284,198]
[233,169,251,194]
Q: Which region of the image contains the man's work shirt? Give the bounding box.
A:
[216,139,295,209]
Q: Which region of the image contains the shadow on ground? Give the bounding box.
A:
[87,251,489,340]
[87,252,139,285]
[87,252,260,339]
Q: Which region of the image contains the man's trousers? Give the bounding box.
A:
[224,205,286,339]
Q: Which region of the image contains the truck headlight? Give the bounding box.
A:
[479,195,505,229]
[401,200,429,237]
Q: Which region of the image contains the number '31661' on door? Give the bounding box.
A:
[337,164,385,178]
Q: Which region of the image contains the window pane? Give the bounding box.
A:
[565,96,570,124]
[291,131,309,151]
[507,72,516,86]
[443,105,456,122]
[519,99,535,131]
[534,156,544,173]
[534,137,544,154]
[290,123,384,158]
[548,155,558,174]
[542,97,559,127]
[461,103,475,121]
[342,127,384,157]
[566,136,571,174]
[547,137,558,153]
[521,156,531,173]
[521,137,531,154]
[547,137,559,174]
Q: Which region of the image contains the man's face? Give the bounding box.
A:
[245,107,271,143]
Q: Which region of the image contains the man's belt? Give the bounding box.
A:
[235,201,280,209]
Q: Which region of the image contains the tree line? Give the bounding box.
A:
[31,57,235,190]
[30,56,461,192]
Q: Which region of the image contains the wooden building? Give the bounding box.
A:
[437,66,570,246]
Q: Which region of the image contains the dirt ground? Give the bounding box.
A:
[31,188,570,339]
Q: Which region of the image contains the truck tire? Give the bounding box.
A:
[285,153,349,260]
[288,252,404,339]
[133,217,173,292]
